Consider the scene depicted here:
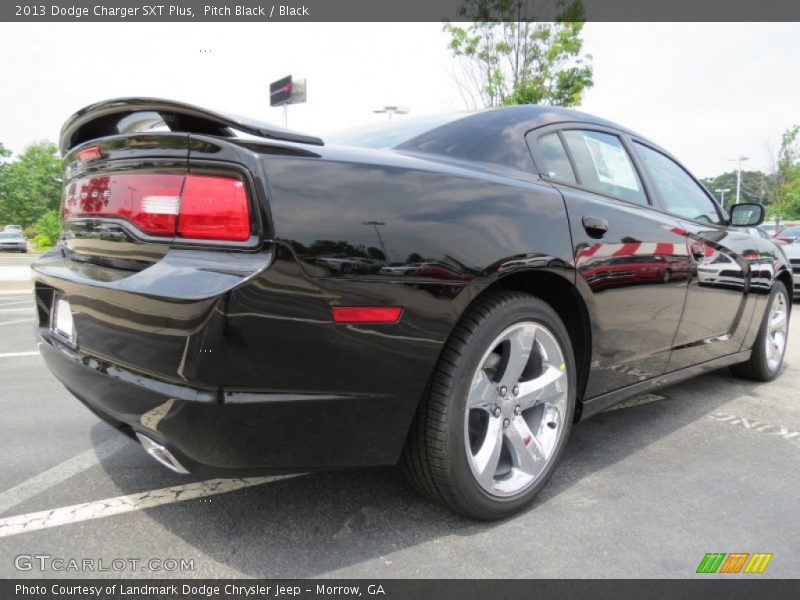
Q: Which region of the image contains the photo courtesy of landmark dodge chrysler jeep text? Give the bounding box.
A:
[33,98,792,519]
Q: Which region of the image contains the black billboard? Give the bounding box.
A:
[270,75,293,106]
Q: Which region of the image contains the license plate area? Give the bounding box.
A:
[51,295,77,345]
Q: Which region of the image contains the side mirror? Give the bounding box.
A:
[729,203,765,227]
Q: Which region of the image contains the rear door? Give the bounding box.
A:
[528,127,690,397]
[630,141,757,370]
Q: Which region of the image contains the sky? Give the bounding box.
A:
[1,22,798,178]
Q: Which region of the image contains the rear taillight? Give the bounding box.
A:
[63,172,251,242]
[178,175,250,241]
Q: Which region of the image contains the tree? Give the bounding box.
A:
[0,141,61,227]
[33,210,61,249]
[700,170,772,208]
[444,0,593,108]
[771,125,800,217]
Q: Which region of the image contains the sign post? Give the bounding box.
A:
[270,75,307,128]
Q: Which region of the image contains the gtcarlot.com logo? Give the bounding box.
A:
[696,552,773,574]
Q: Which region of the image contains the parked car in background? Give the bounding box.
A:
[33,98,793,520]
[2,224,23,233]
[761,223,778,236]
[782,242,800,300]
[739,226,771,240]
[0,231,28,252]
[773,225,800,244]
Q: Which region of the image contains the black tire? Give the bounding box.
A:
[731,282,790,382]
[400,291,576,520]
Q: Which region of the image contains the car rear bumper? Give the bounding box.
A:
[38,331,406,476]
[32,244,450,475]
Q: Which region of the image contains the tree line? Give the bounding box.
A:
[0,140,62,247]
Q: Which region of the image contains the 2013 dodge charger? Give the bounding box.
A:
[33,98,792,519]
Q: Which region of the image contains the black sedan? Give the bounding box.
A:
[33,99,792,519]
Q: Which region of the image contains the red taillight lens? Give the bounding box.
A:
[63,173,183,236]
[63,172,251,241]
[76,145,102,162]
[177,175,250,241]
[331,306,403,324]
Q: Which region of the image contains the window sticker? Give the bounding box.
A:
[583,134,640,191]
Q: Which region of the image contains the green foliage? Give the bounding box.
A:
[444,0,593,108]
[700,171,772,208]
[772,125,800,218]
[0,141,62,228]
[33,210,61,249]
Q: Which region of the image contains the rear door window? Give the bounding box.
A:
[560,130,648,205]
[535,133,577,184]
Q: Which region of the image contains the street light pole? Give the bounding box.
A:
[715,188,730,207]
[373,105,409,120]
[362,221,389,260]
[729,156,749,205]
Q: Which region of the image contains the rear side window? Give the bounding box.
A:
[560,130,647,205]
[536,133,576,184]
[634,142,721,224]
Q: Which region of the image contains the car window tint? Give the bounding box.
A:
[560,130,647,205]
[536,133,576,184]
[634,142,721,224]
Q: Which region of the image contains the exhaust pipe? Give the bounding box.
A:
[136,433,189,474]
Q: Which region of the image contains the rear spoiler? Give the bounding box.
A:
[59,97,324,154]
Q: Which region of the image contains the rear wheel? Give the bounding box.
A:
[732,282,789,381]
[401,291,576,520]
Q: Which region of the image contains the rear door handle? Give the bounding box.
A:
[582,216,609,238]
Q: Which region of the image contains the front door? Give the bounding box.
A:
[630,141,755,370]
[528,128,690,397]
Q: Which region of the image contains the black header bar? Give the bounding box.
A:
[3,0,800,22]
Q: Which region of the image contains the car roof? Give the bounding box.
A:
[331,104,655,172]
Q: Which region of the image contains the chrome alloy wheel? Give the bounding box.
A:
[766,289,789,372]
[464,321,568,497]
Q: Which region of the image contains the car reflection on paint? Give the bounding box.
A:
[580,254,690,290]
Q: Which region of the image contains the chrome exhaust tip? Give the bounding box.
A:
[135,433,189,474]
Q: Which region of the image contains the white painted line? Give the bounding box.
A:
[0,290,32,296]
[0,475,298,538]
[0,318,34,327]
[0,307,34,313]
[0,438,129,516]
[0,351,38,358]
[0,300,32,307]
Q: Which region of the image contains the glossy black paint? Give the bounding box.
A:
[33,100,792,475]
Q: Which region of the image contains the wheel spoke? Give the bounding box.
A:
[500,324,536,386]
[468,370,496,409]
[473,417,504,488]
[516,365,566,410]
[770,311,786,333]
[506,415,545,477]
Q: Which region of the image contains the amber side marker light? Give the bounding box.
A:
[331,306,403,324]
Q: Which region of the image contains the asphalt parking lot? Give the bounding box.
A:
[0,252,798,579]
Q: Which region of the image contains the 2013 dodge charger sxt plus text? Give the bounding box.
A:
[33,99,792,519]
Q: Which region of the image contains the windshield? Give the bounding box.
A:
[328,113,466,149]
[0,232,23,239]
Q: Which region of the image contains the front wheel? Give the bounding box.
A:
[732,282,790,382]
[401,291,576,520]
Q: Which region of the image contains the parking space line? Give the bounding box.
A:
[0,475,298,538]
[0,351,38,358]
[0,308,34,313]
[0,437,129,516]
[0,290,32,295]
[0,300,31,307]
[0,318,34,326]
